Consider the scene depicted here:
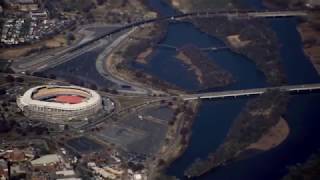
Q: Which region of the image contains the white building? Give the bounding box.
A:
[17,85,103,124]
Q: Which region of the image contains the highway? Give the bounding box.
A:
[95,29,153,95]
[10,24,123,73]
[10,10,308,73]
[183,83,320,100]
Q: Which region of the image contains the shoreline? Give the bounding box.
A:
[261,0,320,75]
[103,22,189,95]
[184,90,290,178]
[176,51,204,84]
[246,117,290,151]
[100,21,202,179]
[176,45,234,89]
[297,22,320,75]
[148,99,201,179]
[189,17,287,86]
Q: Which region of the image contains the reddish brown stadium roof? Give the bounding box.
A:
[55,95,84,104]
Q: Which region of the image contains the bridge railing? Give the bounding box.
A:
[182,83,320,100]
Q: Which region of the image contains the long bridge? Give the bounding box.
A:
[199,10,308,18]
[182,83,320,100]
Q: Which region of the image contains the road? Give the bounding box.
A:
[9,10,311,96]
[11,24,123,73]
[11,10,308,74]
[183,83,320,100]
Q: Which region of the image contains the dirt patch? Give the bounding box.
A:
[227,34,251,48]
[44,35,67,48]
[176,45,234,89]
[0,35,67,60]
[246,117,289,151]
[136,48,154,64]
[298,22,320,75]
[176,51,203,84]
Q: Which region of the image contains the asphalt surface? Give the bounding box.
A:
[11,24,123,73]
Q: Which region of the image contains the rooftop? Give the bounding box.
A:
[31,154,60,166]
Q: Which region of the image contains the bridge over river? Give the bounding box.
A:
[182,83,320,100]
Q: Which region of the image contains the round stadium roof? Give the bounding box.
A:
[17,85,101,111]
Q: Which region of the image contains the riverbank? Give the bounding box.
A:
[298,21,320,74]
[148,99,200,179]
[282,150,320,180]
[104,22,189,94]
[262,0,320,75]
[189,17,286,86]
[185,90,290,178]
[176,45,234,89]
[0,34,68,60]
[246,117,289,151]
[164,0,287,86]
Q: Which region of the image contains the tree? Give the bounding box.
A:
[102,88,110,92]
[48,74,56,79]
[110,89,118,94]
[66,32,75,41]
[180,127,189,135]
[90,84,98,90]
[158,159,166,166]
[0,89,6,95]
[5,75,15,82]
[168,120,175,126]
[180,137,188,145]
[15,77,24,83]
[135,71,143,78]
[96,0,106,5]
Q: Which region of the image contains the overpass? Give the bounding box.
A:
[182,83,320,100]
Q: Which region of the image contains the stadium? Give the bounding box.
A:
[17,85,103,124]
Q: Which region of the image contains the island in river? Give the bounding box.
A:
[190,17,286,86]
[282,150,320,180]
[176,45,234,89]
[167,0,287,86]
[185,90,290,178]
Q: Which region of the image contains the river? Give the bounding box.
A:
[42,47,114,89]
[145,0,320,180]
[40,0,320,179]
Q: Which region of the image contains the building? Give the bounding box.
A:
[30,10,48,20]
[56,170,80,179]
[31,154,61,172]
[6,149,26,162]
[5,0,39,11]
[10,164,28,179]
[0,160,8,180]
[17,85,103,124]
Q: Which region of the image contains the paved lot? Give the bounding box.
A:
[66,136,104,154]
[95,106,171,156]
